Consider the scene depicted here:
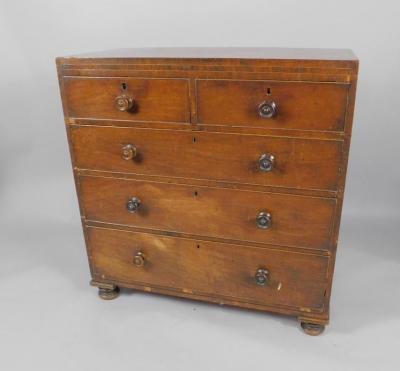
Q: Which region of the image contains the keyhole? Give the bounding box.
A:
[266,87,271,95]
[194,190,198,197]
[192,137,196,143]
[121,82,127,91]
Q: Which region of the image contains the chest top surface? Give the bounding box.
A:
[57,47,358,73]
[61,47,357,60]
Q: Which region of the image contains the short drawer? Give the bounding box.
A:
[89,227,328,310]
[197,79,349,132]
[80,176,336,250]
[63,77,190,123]
[71,126,342,192]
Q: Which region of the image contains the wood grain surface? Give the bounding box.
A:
[197,79,349,131]
[71,125,343,192]
[64,77,190,123]
[79,175,336,250]
[89,226,329,311]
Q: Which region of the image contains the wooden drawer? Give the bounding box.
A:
[80,176,336,250]
[63,77,190,123]
[89,227,329,311]
[71,126,342,192]
[197,79,349,132]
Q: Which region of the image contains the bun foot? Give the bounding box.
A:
[90,280,120,300]
[300,321,325,336]
[98,286,120,300]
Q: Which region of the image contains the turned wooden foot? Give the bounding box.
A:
[90,280,120,300]
[300,321,325,336]
[98,286,120,300]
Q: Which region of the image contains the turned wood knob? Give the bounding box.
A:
[258,101,277,118]
[121,144,137,160]
[126,197,141,213]
[115,95,134,111]
[259,153,275,172]
[256,211,272,229]
[133,251,145,267]
[255,268,270,286]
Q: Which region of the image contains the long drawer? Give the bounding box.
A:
[197,79,349,132]
[80,176,336,250]
[71,126,342,192]
[89,227,329,310]
[63,77,190,123]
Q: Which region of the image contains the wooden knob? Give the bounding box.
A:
[258,101,277,118]
[121,144,137,160]
[256,211,272,229]
[134,251,145,267]
[259,153,275,172]
[255,268,270,286]
[115,95,134,111]
[126,197,141,213]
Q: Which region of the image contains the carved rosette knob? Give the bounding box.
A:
[115,95,134,111]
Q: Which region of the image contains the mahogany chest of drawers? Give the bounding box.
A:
[56,48,358,335]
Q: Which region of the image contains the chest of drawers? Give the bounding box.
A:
[56,48,358,335]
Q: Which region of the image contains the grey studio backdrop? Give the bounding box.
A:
[0,1,399,371]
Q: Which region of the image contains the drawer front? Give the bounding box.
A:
[71,126,342,192]
[89,227,328,310]
[197,79,348,132]
[80,176,336,250]
[63,77,190,123]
